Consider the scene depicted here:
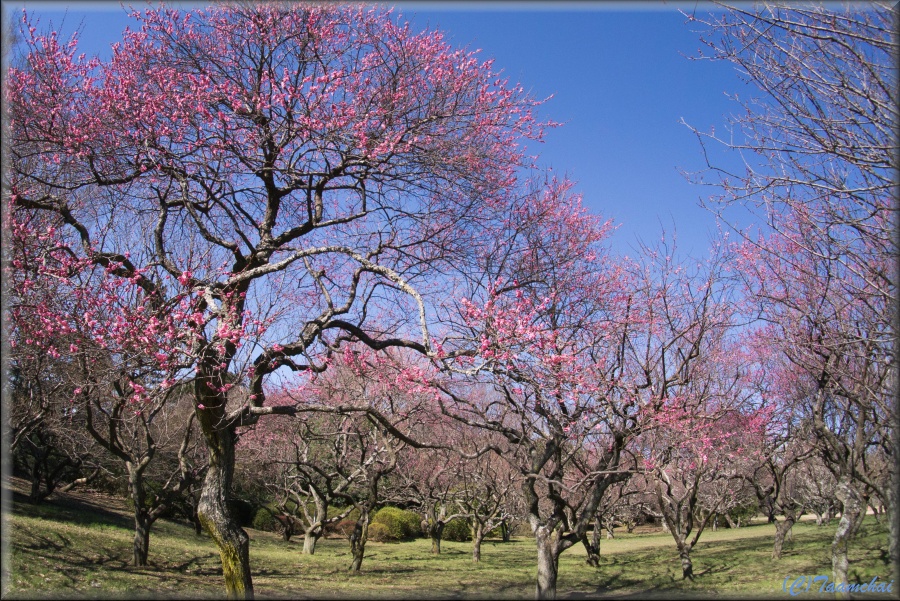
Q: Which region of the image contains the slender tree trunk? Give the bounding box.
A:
[831,478,865,590]
[196,413,253,600]
[28,461,44,504]
[192,512,204,536]
[889,460,899,584]
[534,527,560,600]
[348,512,369,572]
[890,492,899,586]
[472,524,485,562]
[128,467,152,567]
[27,449,53,504]
[678,543,694,580]
[772,516,795,559]
[501,520,511,542]
[133,513,151,566]
[185,493,203,536]
[581,517,601,568]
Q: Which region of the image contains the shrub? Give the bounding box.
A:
[367,522,393,543]
[372,506,421,540]
[334,518,358,539]
[512,521,532,537]
[442,517,472,542]
[727,502,759,527]
[252,507,279,532]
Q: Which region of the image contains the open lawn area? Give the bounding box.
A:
[2,482,892,599]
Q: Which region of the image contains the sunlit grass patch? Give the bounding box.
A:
[4,494,892,599]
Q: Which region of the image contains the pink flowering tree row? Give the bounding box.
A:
[684,3,897,585]
[7,191,210,565]
[431,168,762,598]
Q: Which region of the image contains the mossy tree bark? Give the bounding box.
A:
[429,520,445,554]
[196,398,253,600]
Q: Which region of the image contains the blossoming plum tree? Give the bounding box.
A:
[436,175,748,598]
[8,4,548,597]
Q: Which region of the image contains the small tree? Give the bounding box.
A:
[399,446,469,555]
[643,400,768,579]
[239,411,357,553]
[453,435,520,562]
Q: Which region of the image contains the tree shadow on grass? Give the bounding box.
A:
[355,566,418,575]
[11,489,133,531]
[17,527,72,553]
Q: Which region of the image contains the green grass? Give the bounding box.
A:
[2,493,893,599]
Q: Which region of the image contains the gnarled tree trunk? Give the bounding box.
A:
[348,511,370,572]
[772,508,798,560]
[133,513,151,567]
[535,526,561,600]
[428,521,445,554]
[678,543,694,580]
[831,478,865,589]
[129,467,151,566]
[303,524,322,554]
[472,523,486,562]
[581,517,601,568]
[772,517,794,559]
[197,408,253,600]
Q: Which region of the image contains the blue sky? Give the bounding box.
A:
[6,1,751,258]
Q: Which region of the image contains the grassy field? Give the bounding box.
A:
[2,482,893,599]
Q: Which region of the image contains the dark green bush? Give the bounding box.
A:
[727,502,759,527]
[372,506,421,540]
[252,507,279,532]
[442,517,471,542]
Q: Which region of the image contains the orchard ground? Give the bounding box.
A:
[2,478,892,599]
